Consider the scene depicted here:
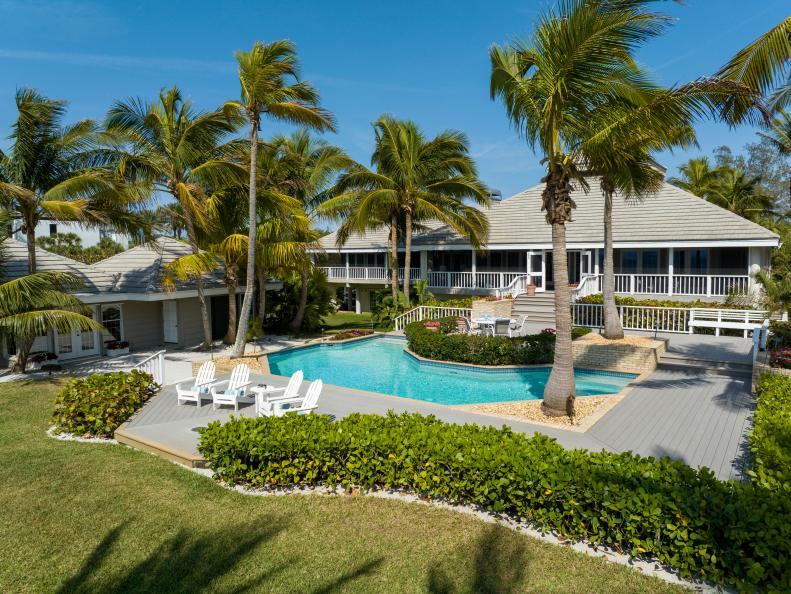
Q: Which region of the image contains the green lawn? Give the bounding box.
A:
[0,381,686,593]
[321,311,374,332]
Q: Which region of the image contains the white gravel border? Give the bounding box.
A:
[181,464,728,593]
[46,426,117,444]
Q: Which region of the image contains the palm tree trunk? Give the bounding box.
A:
[602,183,624,339]
[232,115,259,357]
[180,203,212,349]
[257,268,268,321]
[24,215,36,274]
[290,267,310,331]
[402,209,412,305]
[542,180,576,417]
[17,212,38,372]
[389,216,399,302]
[223,267,238,345]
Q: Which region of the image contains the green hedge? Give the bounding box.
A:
[51,370,158,437]
[750,373,791,491]
[198,412,791,591]
[577,294,753,310]
[769,320,791,348]
[404,318,590,366]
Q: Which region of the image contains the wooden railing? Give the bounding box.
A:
[132,350,165,384]
[393,305,472,331]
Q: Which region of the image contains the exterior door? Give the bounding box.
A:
[527,251,546,292]
[55,309,100,361]
[162,300,178,343]
[580,250,592,276]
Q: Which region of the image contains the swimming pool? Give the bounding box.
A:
[268,336,636,406]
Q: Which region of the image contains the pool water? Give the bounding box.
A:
[268,336,636,406]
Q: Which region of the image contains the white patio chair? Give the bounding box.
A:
[271,379,323,417]
[175,361,216,407]
[462,317,479,335]
[493,319,511,337]
[255,370,303,417]
[509,316,529,338]
[211,364,253,411]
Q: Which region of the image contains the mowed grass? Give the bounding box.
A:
[0,381,687,594]
[321,311,374,332]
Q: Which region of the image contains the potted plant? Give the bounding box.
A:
[424,321,441,333]
[526,283,537,296]
[27,351,59,370]
[105,340,130,357]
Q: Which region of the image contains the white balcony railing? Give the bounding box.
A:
[587,273,750,298]
[320,266,415,282]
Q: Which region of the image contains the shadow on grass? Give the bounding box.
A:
[57,519,287,593]
[427,525,528,593]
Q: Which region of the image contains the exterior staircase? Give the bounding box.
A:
[512,291,556,326]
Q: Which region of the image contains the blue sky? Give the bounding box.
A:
[0,0,786,199]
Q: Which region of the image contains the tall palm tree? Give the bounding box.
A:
[760,110,791,205]
[717,16,791,119]
[708,168,776,220]
[274,130,352,330]
[228,40,335,358]
[489,0,671,415]
[105,86,243,349]
[0,89,146,274]
[667,157,721,198]
[322,116,489,305]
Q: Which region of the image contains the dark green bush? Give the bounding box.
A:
[51,370,158,437]
[404,318,590,366]
[769,320,791,348]
[198,412,791,591]
[750,373,791,491]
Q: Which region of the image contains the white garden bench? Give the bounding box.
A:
[688,309,768,338]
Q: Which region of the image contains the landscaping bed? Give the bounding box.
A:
[750,373,791,490]
[199,412,791,592]
[465,394,615,429]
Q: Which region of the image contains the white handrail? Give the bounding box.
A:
[570,274,601,302]
[132,349,165,384]
[393,305,473,331]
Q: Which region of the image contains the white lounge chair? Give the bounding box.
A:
[255,370,303,417]
[271,379,323,417]
[176,361,216,407]
[509,315,529,337]
[211,364,253,411]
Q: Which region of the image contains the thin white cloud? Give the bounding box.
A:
[0,48,233,73]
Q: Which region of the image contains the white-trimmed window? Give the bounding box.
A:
[102,305,123,341]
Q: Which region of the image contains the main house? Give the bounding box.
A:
[317,180,780,313]
[0,237,279,364]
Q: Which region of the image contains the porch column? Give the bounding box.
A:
[667,247,674,296]
[344,253,350,280]
[355,288,371,314]
[420,251,428,281]
[593,248,600,276]
[471,250,477,288]
[346,286,353,311]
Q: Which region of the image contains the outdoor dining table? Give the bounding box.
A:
[471,317,514,335]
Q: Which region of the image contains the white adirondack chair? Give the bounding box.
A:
[255,370,303,417]
[271,379,323,417]
[211,364,253,411]
[176,361,216,407]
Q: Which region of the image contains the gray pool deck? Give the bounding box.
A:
[118,347,755,480]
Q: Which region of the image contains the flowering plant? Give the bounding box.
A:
[540,328,556,335]
[769,348,791,370]
[424,321,441,328]
[105,340,129,350]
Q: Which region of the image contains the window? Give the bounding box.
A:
[49,223,57,236]
[641,250,659,273]
[102,306,122,341]
[690,249,708,273]
[621,251,638,273]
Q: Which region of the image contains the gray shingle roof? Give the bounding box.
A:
[95,237,225,293]
[1,239,116,293]
[318,181,780,250]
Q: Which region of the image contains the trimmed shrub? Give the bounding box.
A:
[769,320,791,348]
[198,412,791,591]
[750,373,791,490]
[577,293,754,310]
[51,370,158,437]
[404,318,590,366]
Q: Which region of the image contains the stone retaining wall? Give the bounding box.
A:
[471,299,513,320]
[572,334,667,374]
[192,354,269,377]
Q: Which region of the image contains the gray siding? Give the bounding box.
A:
[177,297,206,347]
[121,302,163,350]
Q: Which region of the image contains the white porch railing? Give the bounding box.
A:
[579,273,751,298]
[132,349,165,384]
[397,268,422,281]
[572,304,767,334]
[427,271,528,290]
[394,305,472,331]
[320,266,422,282]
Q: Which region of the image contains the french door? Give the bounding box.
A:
[55,309,100,360]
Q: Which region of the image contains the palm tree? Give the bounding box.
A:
[0,211,104,371]
[105,86,243,349]
[489,0,671,416]
[0,89,146,274]
[322,116,489,305]
[759,110,791,205]
[667,157,721,198]
[708,168,776,220]
[274,130,352,330]
[228,40,335,358]
[717,16,791,119]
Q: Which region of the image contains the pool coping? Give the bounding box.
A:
[263,334,649,432]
